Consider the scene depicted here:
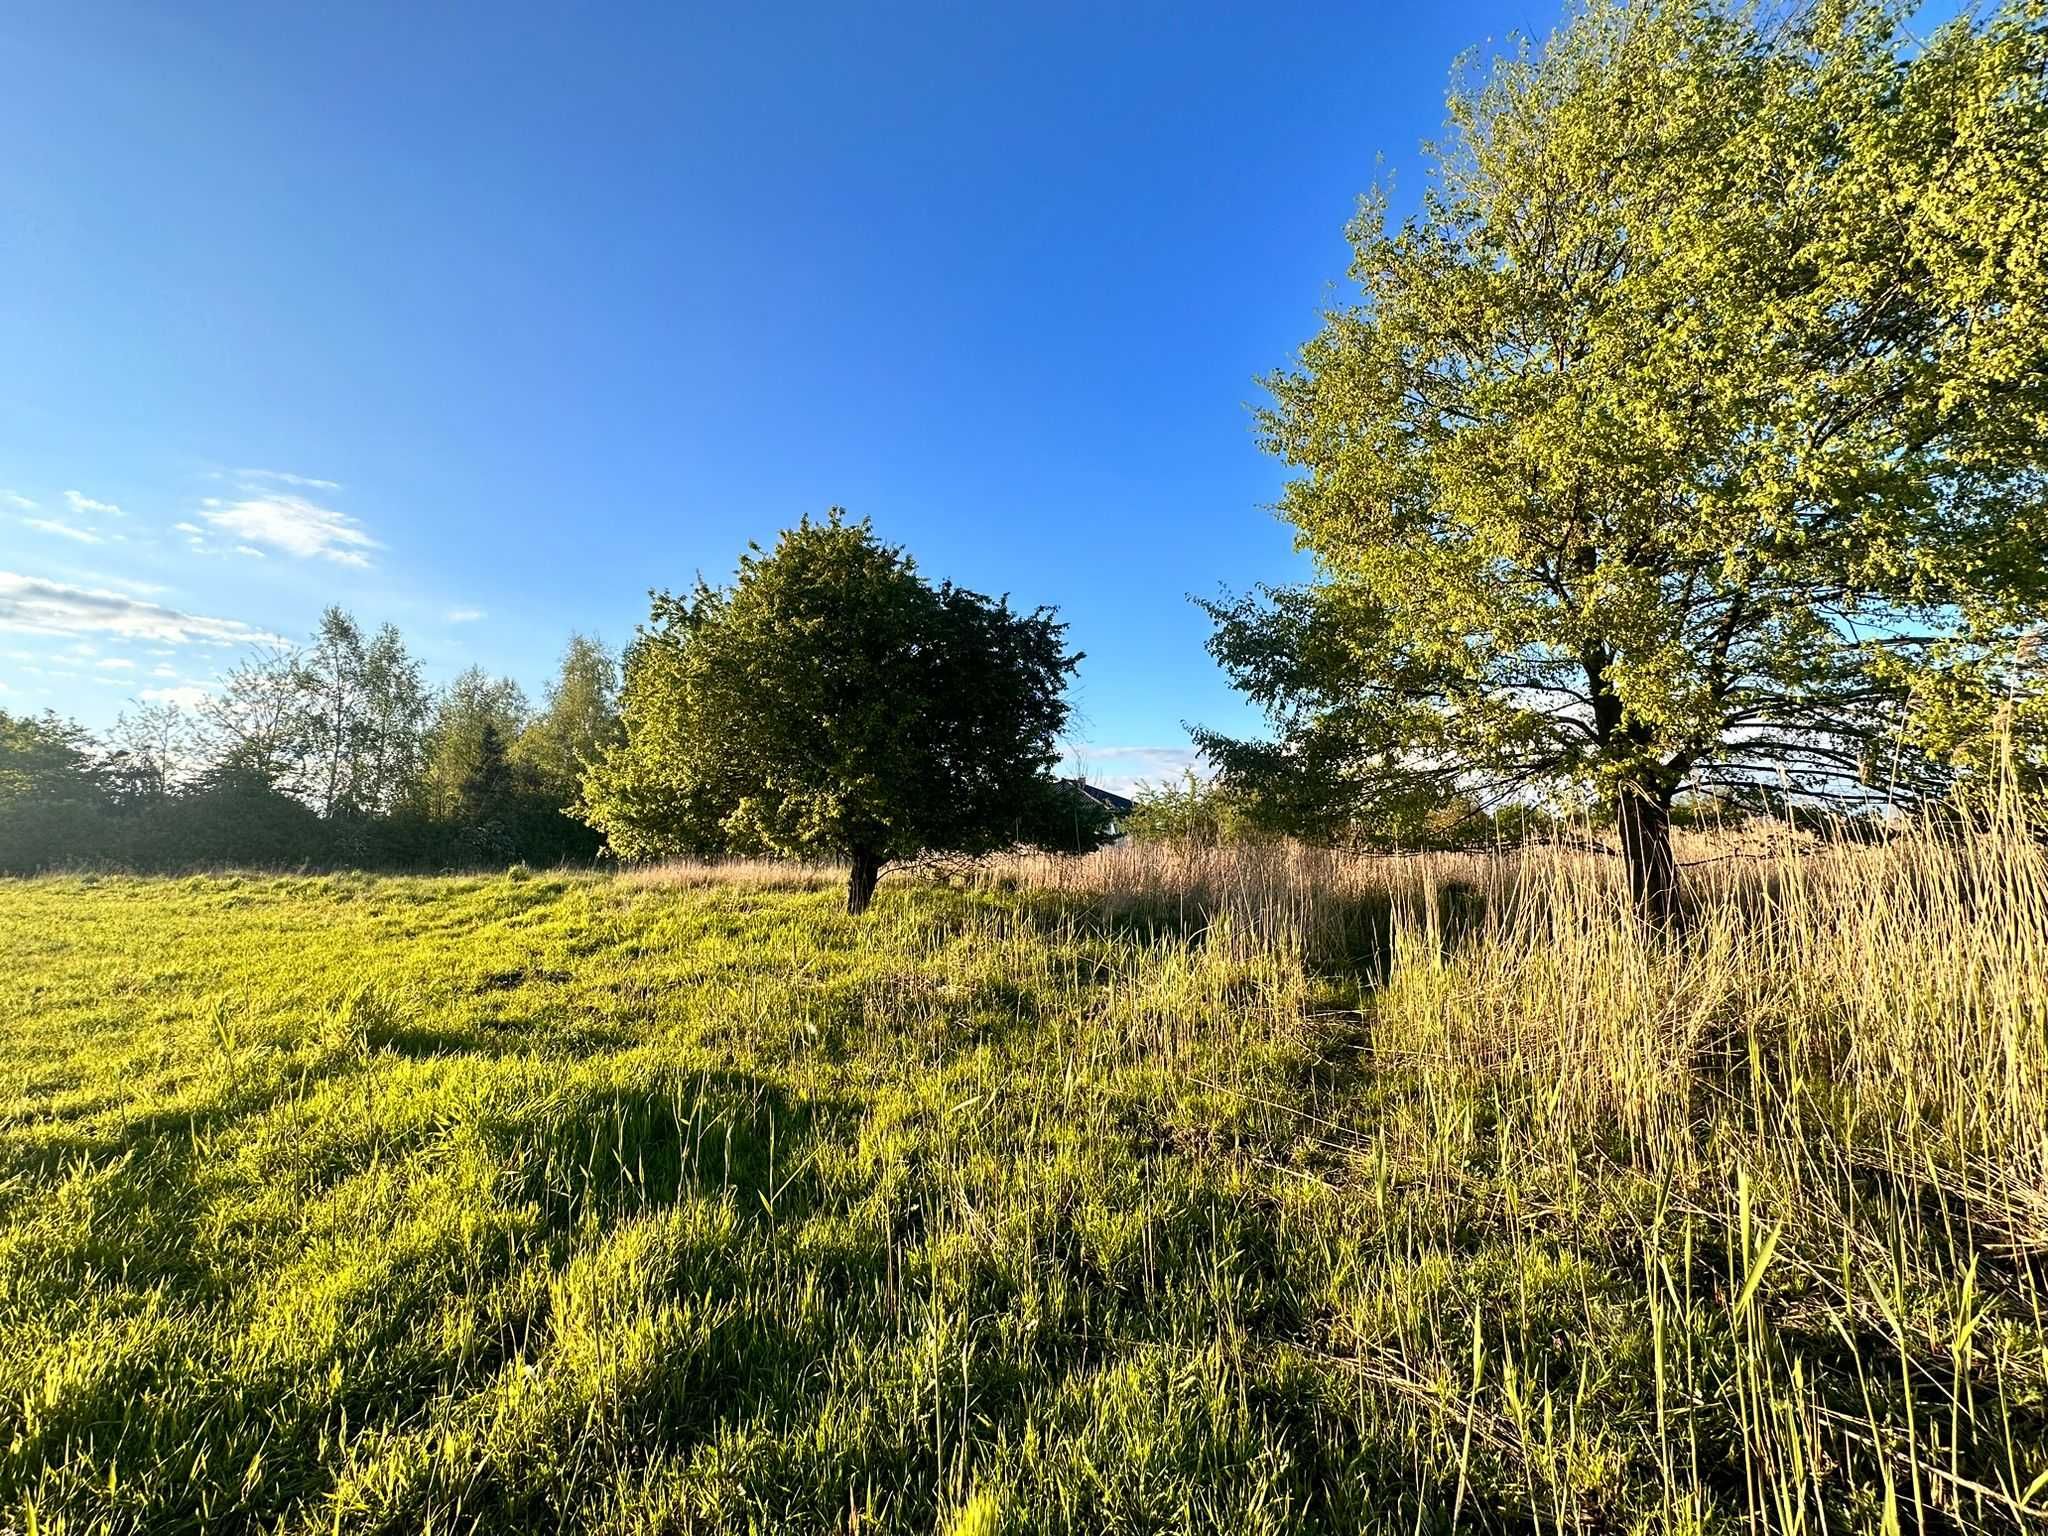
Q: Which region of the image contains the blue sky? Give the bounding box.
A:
[3,0,1558,791]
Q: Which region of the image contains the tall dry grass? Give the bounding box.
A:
[990,812,2048,1527]
[1000,812,2046,1222]
[626,815,2048,1258]
[616,819,2047,1528]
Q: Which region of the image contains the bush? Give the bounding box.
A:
[1123,772,1260,848]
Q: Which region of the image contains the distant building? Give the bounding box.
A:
[1062,778,1135,842]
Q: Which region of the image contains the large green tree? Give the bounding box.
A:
[516,633,620,799]
[421,668,530,820]
[1200,0,2048,920]
[195,644,318,798]
[579,514,1098,912]
[0,711,120,872]
[207,609,430,820]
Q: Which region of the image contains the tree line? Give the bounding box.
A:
[2,520,1112,913]
[1,611,619,873]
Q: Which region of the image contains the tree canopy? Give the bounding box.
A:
[1198,0,2048,920]
[577,514,1101,912]
[0,609,616,875]
[421,667,530,820]
[517,633,621,800]
[1122,772,1261,849]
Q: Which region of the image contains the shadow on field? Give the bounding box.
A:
[484,1070,846,1230]
[0,1063,892,1532]
[0,1049,372,1191]
[992,875,1492,986]
[322,1074,896,1532]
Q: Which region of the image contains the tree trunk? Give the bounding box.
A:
[1616,785,1679,929]
[846,847,883,916]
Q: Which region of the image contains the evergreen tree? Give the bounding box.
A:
[458,720,516,827]
[422,669,529,818]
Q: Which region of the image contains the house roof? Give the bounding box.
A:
[1067,780,1135,815]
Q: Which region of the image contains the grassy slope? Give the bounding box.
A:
[0,852,2042,1533]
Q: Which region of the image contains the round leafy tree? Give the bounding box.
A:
[1200,0,2048,922]
[577,514,1105,911]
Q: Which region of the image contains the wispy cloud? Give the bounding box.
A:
[446,606,487,624]
[200,493,379,566]
[94,657,137,671]
[1058,743,1205,797]
[141,683,213,711]
[237,468,342,490]
[23,517,106,545]
[63,489,123,518]
[0,571,280,647]
[233,545,267,559]
[1,491,34,511]
[64,571,168,597]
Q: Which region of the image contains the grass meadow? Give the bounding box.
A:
[1,822,2044,1533]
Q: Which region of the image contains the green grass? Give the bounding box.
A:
[0,839,2043,1532]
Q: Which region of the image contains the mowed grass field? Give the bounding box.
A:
[1,832,2045,1533]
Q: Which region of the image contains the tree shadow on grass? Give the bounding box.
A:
[330,1085,1387,1533]
[0,1044,379,1194]
[287,1074,880,1533]
[483,1071,848,1235]
[4,1068,879,1533]
[984,876,1493,990]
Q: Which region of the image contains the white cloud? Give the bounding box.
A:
[232,545,267,559]
[237,468,341,490]
[22,517,104,545]
[94,657,136,671]
[150,663,177,677]
[200,493,379,566]
[2,491,34,511]
[63,489,123,518]
[0,571,281,647]
[446,606,486,624]
[141,684,213,711]
[67,572,166,597]
[173,521,205,534]
[1059,743,1206,798]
